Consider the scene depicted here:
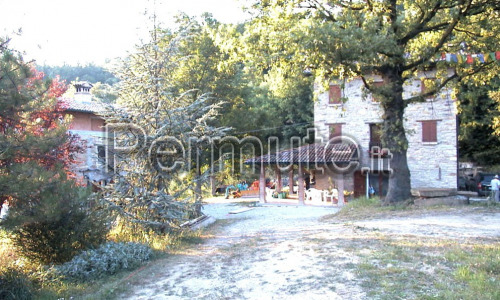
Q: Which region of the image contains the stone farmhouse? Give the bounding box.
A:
[313,72,458,198]
[60,82,114,186]
[246,71,458,204]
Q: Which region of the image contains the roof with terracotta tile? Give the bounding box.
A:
[245,143,359,164]
[60,98,113,114]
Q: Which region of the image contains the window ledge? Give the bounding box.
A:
[422,142,438,145]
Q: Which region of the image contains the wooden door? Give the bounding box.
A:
[353,171,366,198]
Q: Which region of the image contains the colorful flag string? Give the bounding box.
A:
[434,51,500,65]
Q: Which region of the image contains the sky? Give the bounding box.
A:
[0,0,250,66]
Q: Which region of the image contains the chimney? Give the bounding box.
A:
[74,81,93,103]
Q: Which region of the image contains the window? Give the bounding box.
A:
[97,145,106,167]
[329,85,342,104]
[421,120,437,142]
[369,123,382,148]
[329,123,343,140]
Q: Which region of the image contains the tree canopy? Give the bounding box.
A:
[458,76,500,165]
[37,63,118,85]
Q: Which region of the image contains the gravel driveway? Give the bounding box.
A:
[202,202,340,236]
[121,200,499,299]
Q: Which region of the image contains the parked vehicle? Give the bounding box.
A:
[458,176,467,191]
[476,173,498,197]
[458,174,479,192]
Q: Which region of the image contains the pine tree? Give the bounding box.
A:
[0,38,107,263]
[104,20,228,231]
[0,37,82,218]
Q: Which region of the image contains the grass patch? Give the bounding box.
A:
[323,196,500,223]
[440,244,500,300]
[321,196,411,222]
[107,217,205,251]
[352,233,500,300]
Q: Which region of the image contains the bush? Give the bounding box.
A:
[6,179,111,265]
[0,267,34,300]
[54,242,152,281]
[11,209,109,265]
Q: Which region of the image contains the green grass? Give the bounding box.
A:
[355,238,445,299]
[324,195,500,223]
[440,244,500,300]
[352,235,500,300]
[321,196,412,222]
[319,198,500,299]
[107,217,205,251]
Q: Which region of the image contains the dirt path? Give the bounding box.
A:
[121,202,500,299]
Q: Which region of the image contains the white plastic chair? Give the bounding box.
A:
[323,189,339,202]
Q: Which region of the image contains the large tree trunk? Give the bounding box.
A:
[384,150,412,203]
[381,68,412,204]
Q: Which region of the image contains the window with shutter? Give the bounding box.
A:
[421,120,437,142]
[329,124,343,140]
[329,85,342,104]
[369,123,382,148]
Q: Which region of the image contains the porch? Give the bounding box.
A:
[244,143,360,205]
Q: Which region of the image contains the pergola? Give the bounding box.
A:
[245,143,359,205]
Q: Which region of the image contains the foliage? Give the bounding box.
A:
[0,266,34,300]
[491,89,500,136]
[0,37,84,216]
[63,81,119,104]
[243,0,500,203]
[458,77,500,165]
[0,40,107,265]
[6,182,109,265]
[0,40,81,168]
[103,15,229,232]
[37,63,118,85]
[90,82,119,103]
[53,242,152,282]
[443,244,500,300]
[215,20,314,146]
[155,13,314,151]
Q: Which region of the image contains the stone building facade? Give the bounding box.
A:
[314,73,458,197]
